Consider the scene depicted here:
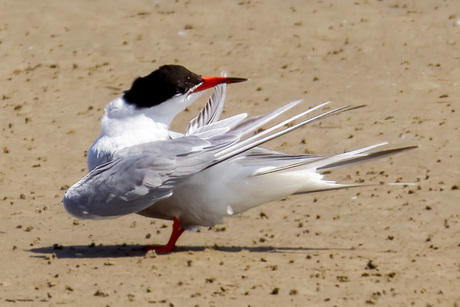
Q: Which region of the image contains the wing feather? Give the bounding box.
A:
[186,75,227,135]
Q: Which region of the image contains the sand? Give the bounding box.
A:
[1,0,459,306]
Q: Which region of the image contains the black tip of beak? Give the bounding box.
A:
[225,77,248,84]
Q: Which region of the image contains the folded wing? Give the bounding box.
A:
[63,136,236,219]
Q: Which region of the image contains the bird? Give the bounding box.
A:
[63,64,415,253]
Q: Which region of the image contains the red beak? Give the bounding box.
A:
[193,76,247,93]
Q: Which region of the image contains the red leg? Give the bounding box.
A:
[145,217,185,253]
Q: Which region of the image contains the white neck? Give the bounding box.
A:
[87,93,203,170]
[101,97,170,137]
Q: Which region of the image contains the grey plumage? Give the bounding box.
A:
[63,135,237,219]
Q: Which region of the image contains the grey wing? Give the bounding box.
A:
[63,137,217,220]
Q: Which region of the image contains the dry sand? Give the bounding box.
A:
[1,0,459,306]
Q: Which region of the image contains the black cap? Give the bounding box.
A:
[123,65,203,108]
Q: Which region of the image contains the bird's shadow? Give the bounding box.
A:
[29,244,352,259]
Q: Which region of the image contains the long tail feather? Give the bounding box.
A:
[230,99,306,136]
[253,143,417,176]
[215,104,362,163]
[317,144,418,171]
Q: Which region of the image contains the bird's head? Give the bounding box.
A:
[122,65,246,125]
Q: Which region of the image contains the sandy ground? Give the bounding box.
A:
[1,0,460,306]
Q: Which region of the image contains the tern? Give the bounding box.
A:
[63,65,415,253]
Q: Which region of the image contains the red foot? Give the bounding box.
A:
[145,217,185,254]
